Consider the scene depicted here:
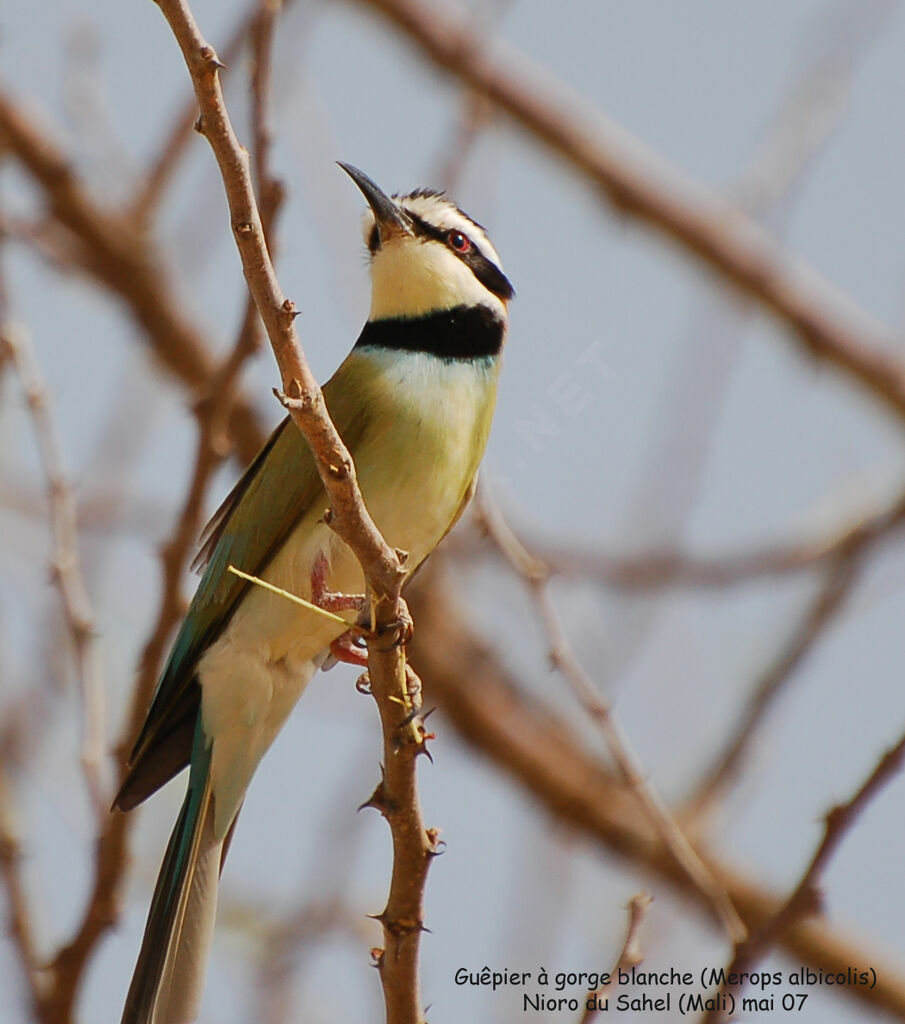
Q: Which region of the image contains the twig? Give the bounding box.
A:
[575,0,871,700]
[475,485,747,943]
[454,478,905,590]
[257,899,366,1024]
[432,90,494,194]
[249,0,284,249]
[1,322,105,818]
[133,0,278,222]
[579,892,651,1023]
[151,5,430,1021]
[686,552,860,816]
[154,0,404,604]
[41,163,274,1024]
[703,728,905,1024]
[360,0,905,426]
[0,472,171,537]
[43,336,258,1024]
[253,755,374,1024]
[406,562,905,1019]
[364,657,439,1024]
[684,480,905,814]
[0,767,43,1018]
[429,0,513,192]
[0,86,265,464]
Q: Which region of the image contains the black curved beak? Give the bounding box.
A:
[338,162,413,241]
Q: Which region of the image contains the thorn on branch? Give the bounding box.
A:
[198,45,226,71]
[358,779,388,815]
[425,827,443,856]
[383,914,424,941]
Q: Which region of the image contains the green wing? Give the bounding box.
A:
[116,370,368,810]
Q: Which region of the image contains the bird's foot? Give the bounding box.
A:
[310,552,366,615]
[326,603,413,668]
[372,605,414,651]
[329,630,370,667]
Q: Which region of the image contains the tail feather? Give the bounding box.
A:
[122,748,222,1024]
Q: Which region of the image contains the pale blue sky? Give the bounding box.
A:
[3,2,905,1022]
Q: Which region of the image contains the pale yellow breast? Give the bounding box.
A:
[351,347,499,568]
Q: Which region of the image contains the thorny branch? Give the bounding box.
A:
[704,728,905,1024]
[363,659,438,1024]
[475,486,746,943]
[1,4,905,1019]
[152,3,431,1021]
[154,0,405,605]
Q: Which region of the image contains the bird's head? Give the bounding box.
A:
[339,163,513,327]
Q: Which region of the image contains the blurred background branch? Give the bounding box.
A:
[2,1,905,1022]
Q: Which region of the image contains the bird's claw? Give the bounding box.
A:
[374,606,414,650]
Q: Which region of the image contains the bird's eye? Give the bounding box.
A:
[447,230,471,253]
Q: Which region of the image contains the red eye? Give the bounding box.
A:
[447,230,471,253]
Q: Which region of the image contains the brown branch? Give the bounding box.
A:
[152,4,429,1020]
[249,0,284,249]
[0,767,42,1018]
[0,322,105,818]
[703,728,905,1024]
[476,486,746,943]
[253,757,374,1024]
[133,1,276,223]
[42,323,262,1024]
[579,892,651,1023]
[429,0,514,191]
[359,0,905,425]
[154,0,404,604]
[39,107,279,1019]
[0,86,265,464]
[683,481,905,814]
[0,471,172,538]
[452,477,905,591]
[406,563,905,1020]
[256,899,367,1023]
[364,658,438,1024]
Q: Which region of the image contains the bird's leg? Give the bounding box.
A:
[329,631,370,667]
[309,553,370,666]
[310,555,413,667]
[310,552,366,615]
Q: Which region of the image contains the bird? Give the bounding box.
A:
[116,163,513,1024]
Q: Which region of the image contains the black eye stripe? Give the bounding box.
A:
[403,210,514,301]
